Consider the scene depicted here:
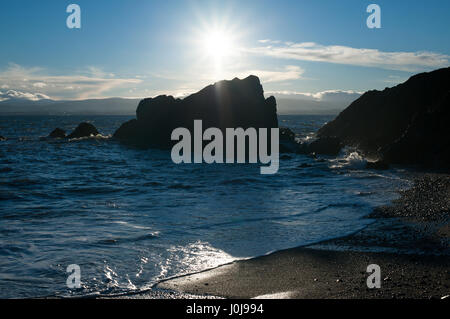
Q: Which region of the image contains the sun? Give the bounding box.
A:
[190,15,247,80]
[202,29,234,60]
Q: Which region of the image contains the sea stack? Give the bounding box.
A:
[317,67,450,168]
[67,123,99,139]
[113,75,278,149]
[48,128,66,138]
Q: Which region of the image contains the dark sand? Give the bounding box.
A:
[157,247,449,299]
[154,173,450,299]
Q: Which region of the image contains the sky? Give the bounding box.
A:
[0,0,449,102]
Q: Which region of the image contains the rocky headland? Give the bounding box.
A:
[317,67,450,168]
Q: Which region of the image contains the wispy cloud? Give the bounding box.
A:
[382,75,409,84]
[247,42,450,72]
[0,63,142,100]
[150,65,305,99]
[237,65,304,83]
[258,39,281,44]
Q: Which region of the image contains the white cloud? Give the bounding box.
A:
[382,75,409,84]
[267,89,362,102]
[267,89,363,114]
[0,63,142,100]
[247,42,450,72]
[309,90,362,102]
[238,65,304,83]
[193,65,304,85]
[258,39,280,44]
[152,65,305,99]
[0,90,50,101]
[33,82,47,88]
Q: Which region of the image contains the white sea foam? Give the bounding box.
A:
[329,150,367,169]
[68,134,111,142]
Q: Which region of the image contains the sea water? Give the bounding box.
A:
[0,115,408,298]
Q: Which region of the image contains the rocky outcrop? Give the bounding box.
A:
[49,128,66,138]
[380,91,450,167]
[114,76,278,148]
[67,123,99,139]
[278,128,343,155]
[303,136,342,156]
[279,127,299,153]
[317,67,450,167]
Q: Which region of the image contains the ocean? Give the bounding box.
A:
[0,115,409,298]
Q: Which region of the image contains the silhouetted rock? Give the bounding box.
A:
[67,123,99,139]
[279,127,299,153]
[306,136,342,155]
[366,160,389,170]
[317,67,450,168]
[380,91,450,167]
[0,136,6,141]
[280,127,296,141]
[114,76,278,149]
[49,128,66,138]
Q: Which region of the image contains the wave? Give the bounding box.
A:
[220,177,262,185]
[96,232,160,245]
[0,178,42,187]
[39,134,112,143]
[168,183,194,190]
[65,185,124,194]
[143,181,164,187]
[68,134,112,142]
[329,151,367,169]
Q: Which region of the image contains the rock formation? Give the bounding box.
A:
[114,76,278,149]
[67,123,99,139]
[317,67,450,167]
[279,127,299,153]
[303,136,342,156]
[49,128,66,138]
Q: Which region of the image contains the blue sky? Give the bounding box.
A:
[0,0,449,101]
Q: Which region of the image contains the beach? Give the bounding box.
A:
[153,173,450,299]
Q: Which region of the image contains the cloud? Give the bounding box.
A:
[267,89,362,102]
[382,75,409,84]
[258,39,280,44]
[33,82,47,88]
[247,42,450,72]
[195,65,304,84]
[0,90,50,102]
[238,65,304,83]
[308,90,362,102]
[0,63,142,100]
[268,90,363,114]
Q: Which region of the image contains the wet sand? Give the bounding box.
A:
[157,246,449,299]
[154,173,450,299]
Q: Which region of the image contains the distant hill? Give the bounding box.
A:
[0,90,359,116]
[276,98,347,115]
[0,97,141,115]
[273,90,361,115]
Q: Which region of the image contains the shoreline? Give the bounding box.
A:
[144,172,449,299]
